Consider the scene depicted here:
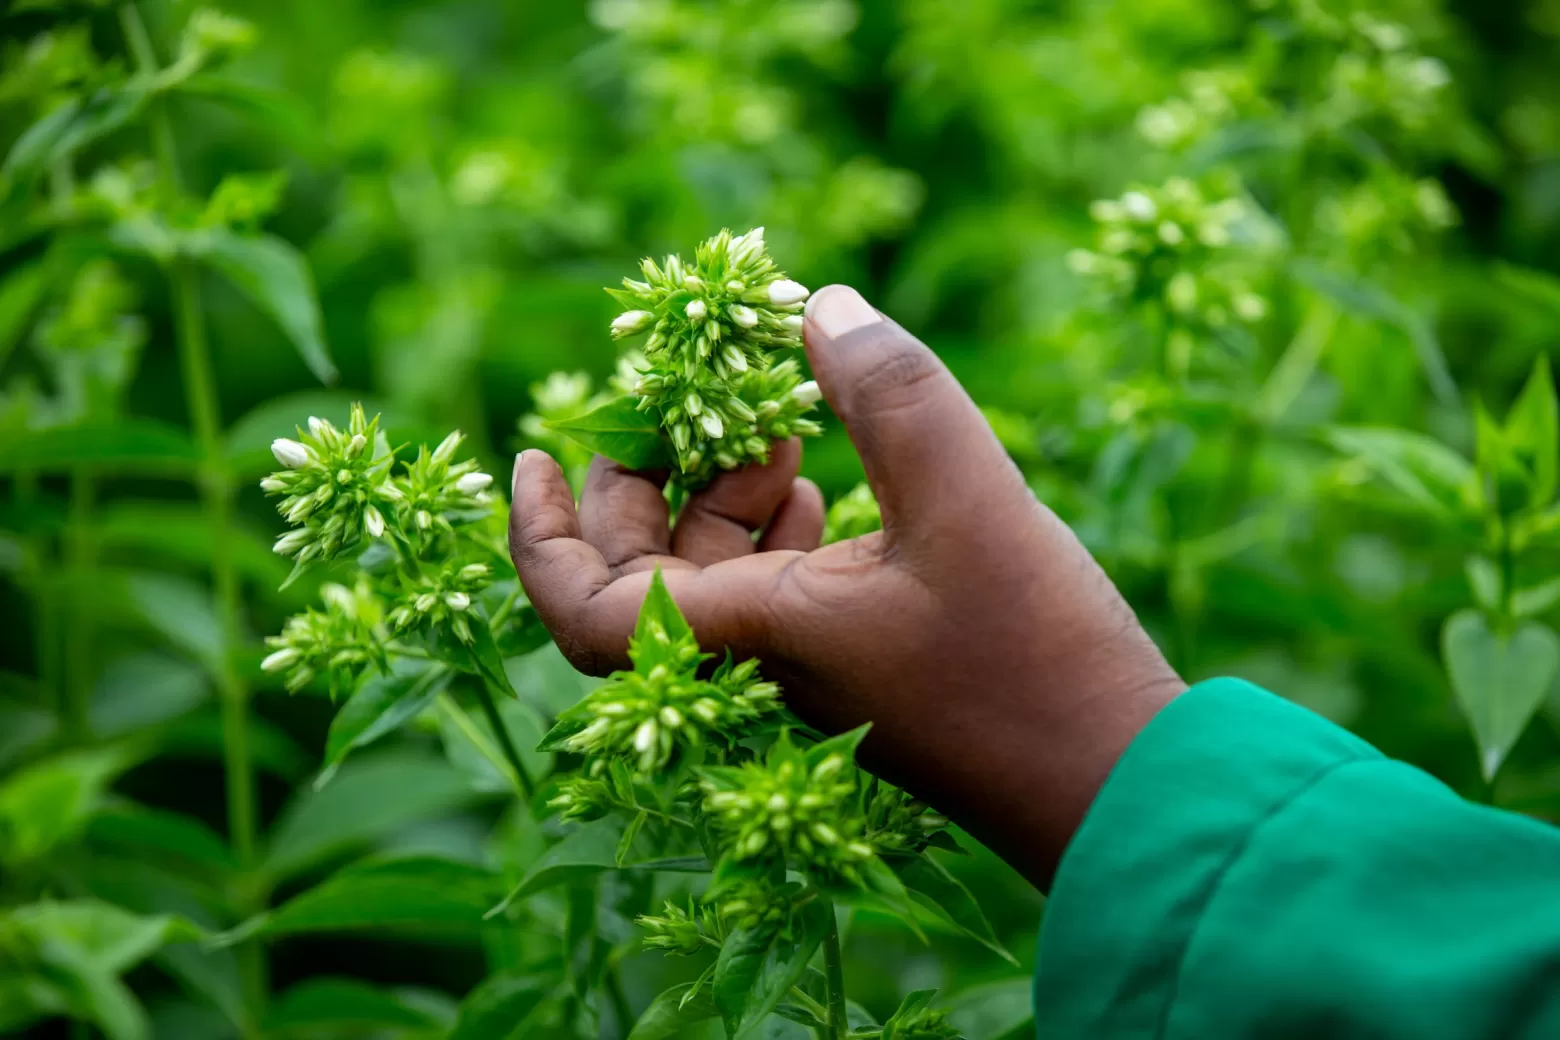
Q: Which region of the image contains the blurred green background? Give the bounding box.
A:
[3,0,1560,1037]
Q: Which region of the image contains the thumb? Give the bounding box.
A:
[802,284,1023,545]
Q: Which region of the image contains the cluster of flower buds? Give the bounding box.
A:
[393,431,497,538]
[1316,170,1457,262]
[260,581,384,697]
[1320,14,1451,136]
[607,227,822,484]
[863,781,949,856]
[1067,178,1269,330]
[263,405,401,568]
[1136,68,1262,152]
[384,560,492,645]
[822,482,882,545]
[636,899,722,956]
[541,616,781,773]
[699,732,877,885]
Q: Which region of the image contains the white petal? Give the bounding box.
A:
[767,279,810,306]
[456,472,493,495]
[271,438,310,469]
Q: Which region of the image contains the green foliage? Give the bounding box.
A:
[4,0,1560,1036]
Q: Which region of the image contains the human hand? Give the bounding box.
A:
[509,284,1184,887]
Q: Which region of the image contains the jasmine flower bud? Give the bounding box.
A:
[261,647,301,672]
[1121,191,1158,222]
[767,279,810,306]
[612,310,653,336]
[365,505,386,538]
[446,591,470,611]
[685,299,707,321]
[699,412,725,439]
[431,431,463,465]
[456,472,493,495]
[792,381,822,408]
[729,304,759,328]
[781,314,804,333]
[272,438,310,469]
[460,563,489,581]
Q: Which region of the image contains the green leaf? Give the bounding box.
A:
[218,856,504,943]
[946,977,1035,1040]
[1465,557,1502,613]
[266,977,445,1038]
[174,74,316,146]
[1514,577,1560,620]
[122,572,226,676]
[1326,427,1477,517]
[0,420,200,475]
[0,259,48,371]
[1503,354,1558,508]
[1,88,148,195]
[616,810,649,867]
[635,564,694,646]
[437,694,550,794]
[191,230,336,385]
[447,975,550,1040]
[543,393,671,470]
[0,747,130,865]
[87,802,237,875]
[1442,610,1560,781]
[714,899,832,1038]
[881,989,939,1040]
[317,659,453,788]
[264,750,481,880]
[804,723,872,769]
[895,852,1016,965]
[490,819,621,911]
[90,652,208,738]
[627,983,719,1040]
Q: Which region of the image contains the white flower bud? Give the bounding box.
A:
[273,528,311,556]
[271,438,310,469]
[767,279,809,306]
[456,472,493,495]
[365,505,386,538]
[261,647,301,672]
[416,509,432,530]
[612,310,653,335]
[446,591,471,611]
[781,314,804,334]
[725,280,745,293]
[660,706,683,728]
[347,433,367,458]
[685,299,708,321]
[699,412,725,439]
[1121,191,1158,222]
[460,563,489,581]
[729,304,759,328]
[1157,221,1185,246]
[634,719,658,754]
[259,476,287,492]
[432,431,463,464]
[415,593,438,612]
[791,381,822,408]
[307,416,328,437]
[722,345,749,372]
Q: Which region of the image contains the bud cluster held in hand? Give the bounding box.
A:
[600,227,823,485]
[259,405,518,697]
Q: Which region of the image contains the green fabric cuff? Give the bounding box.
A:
[1032,677,1380,1038]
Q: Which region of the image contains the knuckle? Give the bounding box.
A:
[842,337,946,420]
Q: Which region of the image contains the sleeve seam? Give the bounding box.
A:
[1151,754,1376,1040]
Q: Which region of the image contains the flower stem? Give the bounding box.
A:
[474,673,534,798]
[822,906,848,1040]
[121,4,264,1031]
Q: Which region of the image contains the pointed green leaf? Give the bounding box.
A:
[0,747,131,865]
[544,394,671,470]
[192,230,336,384]
[447,975,550,1040]
[617,810,649,867]
[1514,577,1560,619]
[881,989,940,1040]
[1326,427,1477,516]
[489,820,621,911]
[635,565,695,646]
[0,420,200,475]
[1504,354,1558,507]
[1443,610,1560,781]
[266,978,445,1037]
[218,856,503,943]
[627,982,719,1040]
[714,899,832,1038]
[895,852,1017,965]
[2,88,148,194]
[317,659,452,787]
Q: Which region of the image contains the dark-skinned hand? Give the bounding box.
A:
[508,284,1185,888]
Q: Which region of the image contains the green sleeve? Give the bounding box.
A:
[1033,677,1560,1039]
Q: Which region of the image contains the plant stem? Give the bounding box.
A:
[604,966,633,1037]
[474,673,534,798]
[120,4,264,1031]
[821,907,848,1040]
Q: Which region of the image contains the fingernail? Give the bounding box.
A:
[806,285,881,339]
[512,452,527,496]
